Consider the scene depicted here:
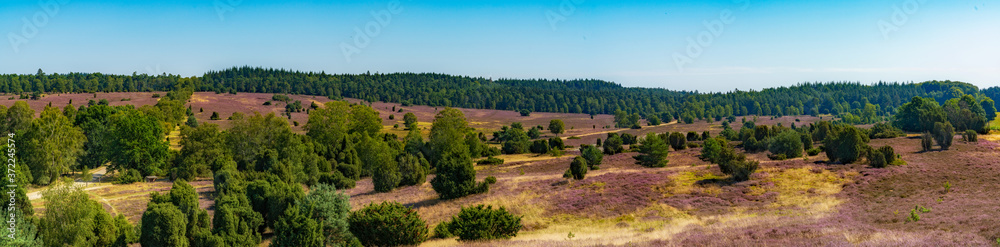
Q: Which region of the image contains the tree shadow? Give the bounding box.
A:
[403,197,444,209]
[694,177,732,186]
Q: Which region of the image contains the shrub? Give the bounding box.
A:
[932,122,954,150]
[800,132,814,150]
[869,122,905,139]
[549,119,565,134]
[768,131,803,159]
[686,131,700,141]
[530,140,550,154]
[210,112,221,120]
[319,172,356,189]
[115,169,143,184]
[701,131,710,141]
[431,152,490,200]
[603,134,624,155]
[398,154,428,187]
[633,133,669,168]
[476,156,505,165]
[806,148,822,156]
[446,205,522,241]
[621,133,638,145]
[568,157,587,180]
[299,183,357,246]
[548,137,565,150]
[519,109,531,116]
[824,126,867,164]
[349,202,428,246]
[668,132,686,150]
[433,222,453,238]
[963,129,978,142]
[140,203,188,247]
[527,127,542,139]
[878,145,897,164]
[580,145,603,169]
[728,160,759,182]
[867,148,887,168]
[700,137,726,163]
[921,132,934,151]
[273,204,324,247]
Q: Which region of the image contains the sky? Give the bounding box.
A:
[0,0,997,92]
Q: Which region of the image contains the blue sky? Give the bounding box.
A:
[1,0,997,92]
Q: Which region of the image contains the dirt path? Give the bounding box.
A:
[27,166,110,200]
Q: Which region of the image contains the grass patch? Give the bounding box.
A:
[758,166,857,213]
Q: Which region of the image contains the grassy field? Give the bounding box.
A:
[12,93,1000,246]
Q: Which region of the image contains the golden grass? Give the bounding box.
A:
[656,170,725,196]
[757,166,858,214]
[167,125,182,151]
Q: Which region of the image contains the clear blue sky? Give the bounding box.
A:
[1,0,997,92]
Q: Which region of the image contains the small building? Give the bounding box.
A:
[145,176,158,183]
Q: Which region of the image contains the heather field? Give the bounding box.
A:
[18,93,1000,246]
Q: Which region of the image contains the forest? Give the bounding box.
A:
[1,67,997,126]
[2,67,999,246]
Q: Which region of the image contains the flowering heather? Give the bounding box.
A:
[544,171,670,217]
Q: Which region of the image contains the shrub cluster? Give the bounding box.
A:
[564,156,588,180]
[963,129,978,142]
[933,122,954,150]
[442,205,522,241]
[476,156,505,165]
[668,132,686,150]
[920,132,934,151]
[348,202,428,246]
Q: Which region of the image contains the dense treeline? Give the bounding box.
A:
[4,68,997,125]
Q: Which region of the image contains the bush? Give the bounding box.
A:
[431,152,490,200]
[549,119,565,134]
[768,131,803,159]
[398,154,428,187]
[210,112,221,120]
[700,137,726,163]
[580,145,603,169]
[686,131,700,141]
[115,169,143,184]
[806,148,821,156]
[603,134,624,155]
[140,203,188,247]
[867,145,896,168]
[530,140,550,154]
[433,222,453,238]
[668,132,686,150]
[319,172,356,189]
[869,122,905,139]
[963,129,978,142]
[824,126,868,164]
[446,205,522,241]
[727,160,759,182]
[868,150,887,168]
[568,157,587,180]
[476,156,505,165]
[921,132,934,151]
[633,133,669,168]
[933,122,954,150]
[519,109,531,116]
[349,202,428,246]
[548,137,565,150]
[621,133,638,145]
[701,131,710,141]
[800,132,814,150]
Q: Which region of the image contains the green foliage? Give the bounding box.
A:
[963,129,978,142]
[580,144,604,169]
[40,184,121,247]
[568,156,587,180]
[725,159,759,182]
[349,201,428,246]
[668,132,686,150]
[686,131,700,141]
[362,137,401,192]
[500,127,531,154]
[109,109,169,177]
[141,202,189,247]
[768,131,803,159]
[621,133,638,145]
[633,133,669,168]
[433,222,453,239]
[319,171,357,190]
[115,169,142,184]
[476,156,505,165]
[403,112,419,130]
[869,122,905,139]
[210,111,221,120]
[430,108,471,164]
[530,139,550,154]
[273,204,324,247]
[806,147,822,156]
[980,97,997,121]
[349,104,383,136]
[893,96,947,132]
[824,125,868,164]
[431,151,489,200]
[212,191,264,246]
[397,153,428,187]
[549,119,565,134]
[944,94,988,133]
[933,122,954,150]
[867,145,897,168]
[519,109,531,116]
[23,106,86,185]
[921,132,934,152]
[603,133,624,155]
[299,183,358,246]
[176,124,226,180]
[548,137,565,150]
[445,205,522,241]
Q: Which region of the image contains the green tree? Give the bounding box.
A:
[580,144,603,169]
[768,131,803,159]
[668,132,686,150]
[446,205,522,241]
[431,151,489,200]
[306,101,351,159]
[300,183,359,246]
[933,121,954,150]
[944,94,987,132]
[530,139,550,154]
[893,96,947,132]
[39,184,115,247]
[824,126,868,164]
[176,124,226,180]
[921,132,934,151]
[429,108,470,166]
[603,133,624,155]
[212,190,264,247]
[5,101,35,134]
[23,106,85,185]
[109,109,169,177]
[141,202,189,247]
[647,115,662,126]
[567,156,587,180]
[500,127,530,154]
[633,133,669,167]
[980,97,997,121]
[349,104,382,136]
[397,154,428,187]
[403,112,419,130]
[273,204,324,247]
[548,119,565,134]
